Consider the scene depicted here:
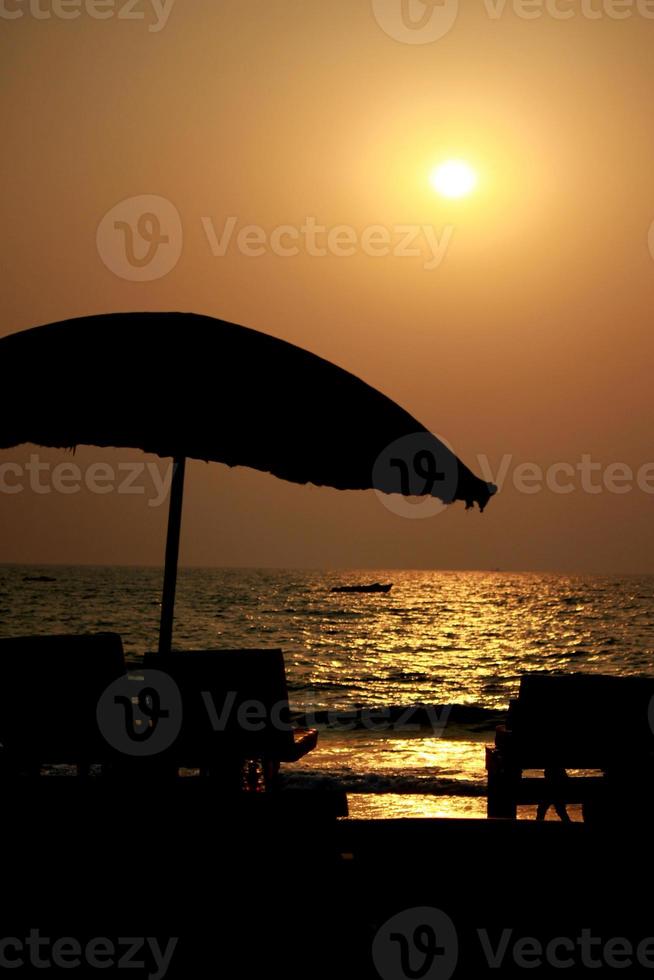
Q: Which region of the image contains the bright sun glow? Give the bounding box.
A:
[430,160,478,199]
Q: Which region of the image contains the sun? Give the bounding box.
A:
[430,160,478,199]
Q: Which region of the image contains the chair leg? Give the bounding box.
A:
[262,758,281,792]
[486,747,518,819]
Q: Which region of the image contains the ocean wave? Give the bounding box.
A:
[291,703,505,731]
[279,771,487,796]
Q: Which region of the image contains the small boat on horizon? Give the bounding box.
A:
[330,582,393,594]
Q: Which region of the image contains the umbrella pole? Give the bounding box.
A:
[158,455,186,655]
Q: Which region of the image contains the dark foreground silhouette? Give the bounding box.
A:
[0,638,653,975]
[5,783,654,978]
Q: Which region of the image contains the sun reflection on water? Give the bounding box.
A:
[4,566,653,819]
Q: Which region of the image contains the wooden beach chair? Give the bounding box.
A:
[141,648,321,790]
[0,632,126,775]
[485,672,654,821]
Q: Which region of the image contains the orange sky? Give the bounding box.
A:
[1,2,654,572]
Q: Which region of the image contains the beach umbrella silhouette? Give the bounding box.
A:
[0,313,496,654]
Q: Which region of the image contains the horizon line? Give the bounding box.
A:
[1,561,652,577]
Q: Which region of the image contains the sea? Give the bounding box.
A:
[2,565,653,819]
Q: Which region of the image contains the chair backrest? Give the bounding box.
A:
[507,672,654,769]
[0,632,126,767]
[142,649,296,765]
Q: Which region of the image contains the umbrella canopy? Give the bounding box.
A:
[0,313,496,650]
